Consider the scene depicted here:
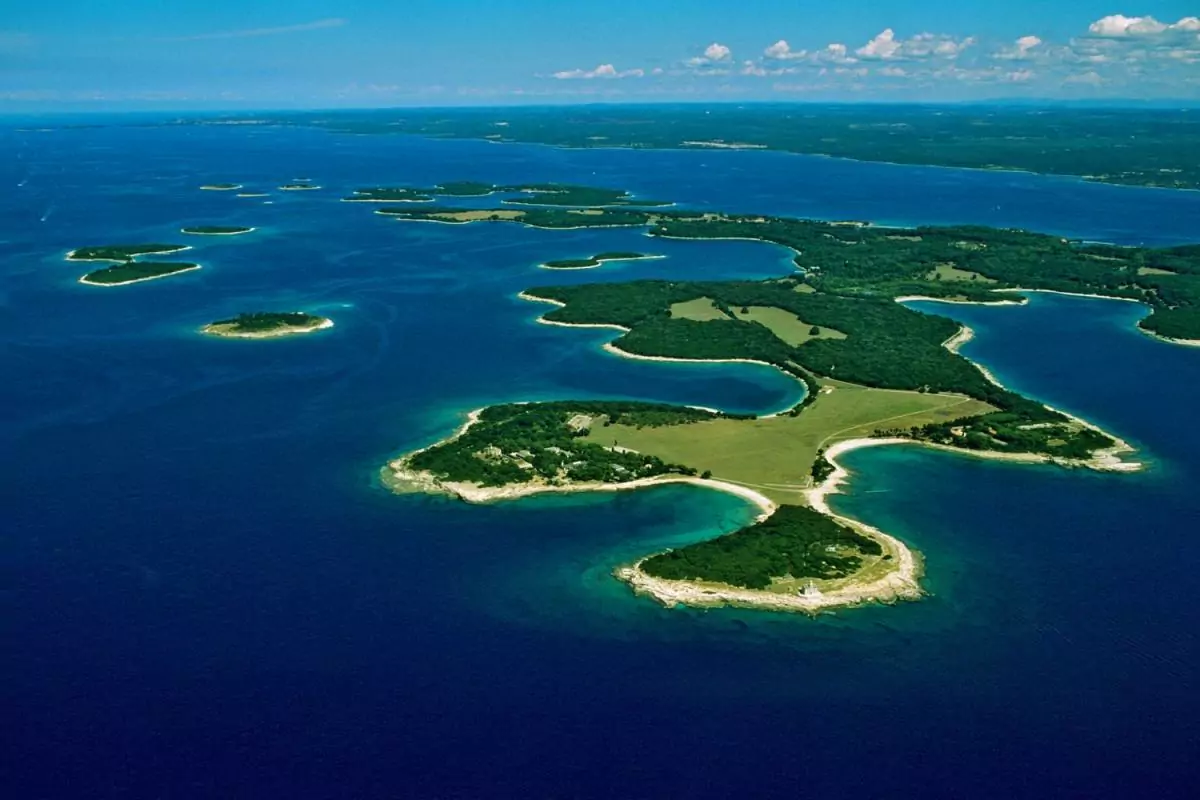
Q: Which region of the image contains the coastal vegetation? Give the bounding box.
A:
[279,183,320,191]
[79,261,200,285]
[272,106,1200,190]
[371,202,1200,340]
[404,402,746,487]
[345,187,434,202]
[641,505,882,590]
[541,251,656,269]
[202,312,331,338]
[68,244,188,261]
[181,226,254,235]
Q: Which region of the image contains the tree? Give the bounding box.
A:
[701,470,713,480]
[809,325,820,336]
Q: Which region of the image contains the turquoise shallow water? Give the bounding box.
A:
[3,120,1200,798]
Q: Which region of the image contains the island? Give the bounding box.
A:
[68,243,201,286]
[350,181,668,208]
[369,198,1200,342]
[236,192,269,198]
[79,261,201,286]
[199,183,242,191]
[68,244,190,262]
[181,225,255,236]
[541,252,663,270]
[201,312,333,339]
[360,184,1200,613]
[279,183,321,191]
[344,188,434,203]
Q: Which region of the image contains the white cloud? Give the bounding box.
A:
[993,34,1043,60]
[764,39,806,60]
[167,18,347,41]
[551,63,644,80]
[1087,15,1200,38]
[1065,70,1105,84]
[855,29,974,60]
[879,66,908,77]
[685,42,733,67]
[857,29,902,59]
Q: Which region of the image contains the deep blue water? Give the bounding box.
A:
[3,121,1200,798]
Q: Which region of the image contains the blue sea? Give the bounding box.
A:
[3,120,1200,798]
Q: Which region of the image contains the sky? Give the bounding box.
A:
[2,1,1199,111]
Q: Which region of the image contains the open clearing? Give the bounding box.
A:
[669,297,730,321]
[1137,266,1178,276]
[732,306,847,346]
[925,263,997,283]
[585,379,995,504]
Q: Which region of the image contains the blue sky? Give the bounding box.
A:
[2,1,1198,110]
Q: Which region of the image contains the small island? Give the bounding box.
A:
[201,312,333,339]
[541,252,663,270]
[343,188,434,203]
[279,183,321,191]
[69,243,200,286]
[236,192,269,198]
[79,261,201,286]
[181,225,255,236]
[199,183,243,191]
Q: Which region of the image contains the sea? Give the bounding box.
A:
[2,118,1200,799]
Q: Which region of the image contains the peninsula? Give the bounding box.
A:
[367,187,1180,614]
[541,252,662,270]
[201,312,333,338]
[181,225,255,236]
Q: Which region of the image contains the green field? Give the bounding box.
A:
[585,380,994,504]
[669,297,730,321]
[926,263,997,283]
[731,306,847,346]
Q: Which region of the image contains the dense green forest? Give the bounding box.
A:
[542,251,650,268]
[527,277,1104,456]
[209,312,324,332]
[80,261,198,285]
[229,106,1200,190]
[377,201,1200,339]
[641,505,883,590]
[408,401,748,487]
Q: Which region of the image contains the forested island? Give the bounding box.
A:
[374,201,1200,342]
[199,183,242,191]
[214,106,1200,190]
[201,312,332,339]
[541,252,661,269]
[181,226,254,236]
[279,183,320,191]
[388,268,1141,612]
[68,243,200,286]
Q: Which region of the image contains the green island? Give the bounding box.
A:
[541,252,661,269]
[373,186,1180,614]
[377,202,1200,342]
[79,261,201,286]
[237,192,269,198]
[200,183,242,191]
[347,181,667,208]
[279,183,320,191]
[249,106,1200,190]
[181,225,255,236]
[68,244,189,262]
[201,312,333,339]
[68,243,201,286]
